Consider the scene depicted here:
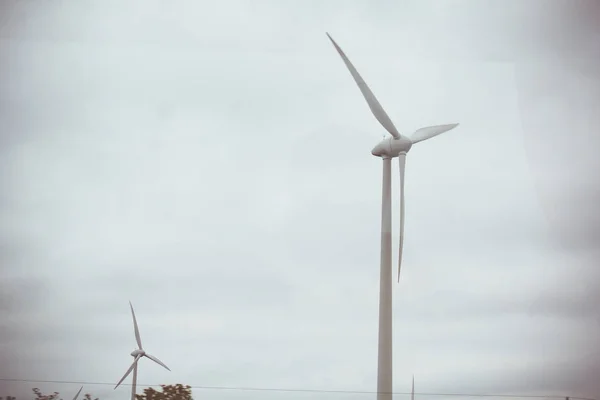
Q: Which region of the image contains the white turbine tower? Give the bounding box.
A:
[114,301,171,400]
[326,33,459,400]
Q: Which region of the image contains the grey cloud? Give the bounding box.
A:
[506,2,600,398]
[3,1,600,400]
[515,61,600,256]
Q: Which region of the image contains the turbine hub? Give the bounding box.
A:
[371,136,412,158]
[131,349,145,357]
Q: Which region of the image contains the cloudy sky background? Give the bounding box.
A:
[1,1,599,400]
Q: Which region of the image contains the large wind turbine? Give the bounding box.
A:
[114,301,171,400]
[326,33,459,400]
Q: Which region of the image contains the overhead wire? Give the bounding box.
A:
[0,378,594,400]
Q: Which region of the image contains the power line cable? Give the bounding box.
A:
[0,378,595,400]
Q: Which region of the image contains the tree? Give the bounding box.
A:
[32,388,59,400]
[1,384,191,400]
[135,384,193,400]
[31,388,99,400]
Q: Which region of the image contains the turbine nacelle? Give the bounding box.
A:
[131,349,145,357]
[371,136,412,158]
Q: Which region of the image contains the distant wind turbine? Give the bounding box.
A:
[326,33,460,400]
[114,301,171,400]
[72,386,83,400]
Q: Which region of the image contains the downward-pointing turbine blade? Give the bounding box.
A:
[397,154,406,283]
[129,301,143,349]
[410,123,459,144]
[144,353,171,371]
[72,386,83,400]
[114,356,141,389]
[326,33,401,139]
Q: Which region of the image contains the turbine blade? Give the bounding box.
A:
[144,353,171,371]
[114,356,141,390]
[129,301,143,349]
[410,123,459,144]
[411,375,415,400]
[72,387,83,400]
[397,154,406,282]
[326,33,401,139]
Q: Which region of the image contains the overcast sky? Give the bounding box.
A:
[1,1,600,400]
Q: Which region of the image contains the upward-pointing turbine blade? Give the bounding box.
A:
[72,386,83,400]
[326,33,401,139]
[114,355,141,390]
[129,301,143,349]
[411,375,415,400]
[144,353,171,371]
[397,153,406,283]
[410,123,459,144]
